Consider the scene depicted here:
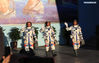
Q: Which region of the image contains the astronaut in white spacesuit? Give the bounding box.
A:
[40,22,57,56]
[64,19,84,56]
[21,22,37,51]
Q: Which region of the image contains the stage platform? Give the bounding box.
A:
[33,46,99,63]
[3,45,99,63]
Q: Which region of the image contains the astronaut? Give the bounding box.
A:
[40,22,57,56]
[64,19,84,56]
[21,22,37,51]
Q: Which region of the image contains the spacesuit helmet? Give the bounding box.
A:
[26,21,32,27]
[45,21,51,27]
[73,19,78,25]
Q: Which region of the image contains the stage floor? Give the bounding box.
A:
[10,45,99,63]
[33,46,99,63]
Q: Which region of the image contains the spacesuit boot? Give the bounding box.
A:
[74,50,78,56]
[52,50,57,57]
[46,51,49,57]
[25,47,30,52]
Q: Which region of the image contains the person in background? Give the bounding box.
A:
[23,0,44,15]
[64,19,84,56]
[40,22,57,57]
[0,0,16,17]
[21,22,37,51]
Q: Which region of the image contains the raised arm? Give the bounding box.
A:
[64,22,72,31]
[64,22,68,28]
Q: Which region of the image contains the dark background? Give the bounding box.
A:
[56,0,99,49]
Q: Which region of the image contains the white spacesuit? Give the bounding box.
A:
[65,22,84,56]
[21,26,37,51]
[40,25,57,56]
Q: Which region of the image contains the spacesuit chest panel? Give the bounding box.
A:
[71,26,81,41]
[24,27,34,42]
[71,26,80,34]
[25,29,33,36]
[45,27,53,41]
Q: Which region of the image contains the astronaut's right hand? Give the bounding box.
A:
[64,22,68,28]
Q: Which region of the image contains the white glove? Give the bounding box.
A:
[64,22,68,28]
